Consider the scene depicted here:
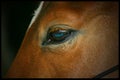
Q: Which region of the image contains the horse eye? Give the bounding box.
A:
[42,27,76,45]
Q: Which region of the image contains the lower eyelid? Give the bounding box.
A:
[41,32,79,51]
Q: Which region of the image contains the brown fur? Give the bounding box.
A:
[6,2,118,78]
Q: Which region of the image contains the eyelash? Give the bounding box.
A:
[42,25,77,45]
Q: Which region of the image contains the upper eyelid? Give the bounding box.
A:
[46,24,78,40]
[47,24,77,33]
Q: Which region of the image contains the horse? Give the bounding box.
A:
[6,1,118,78]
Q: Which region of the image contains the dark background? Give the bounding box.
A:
[1,1,40,77]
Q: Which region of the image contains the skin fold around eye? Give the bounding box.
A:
[42,24,78,46]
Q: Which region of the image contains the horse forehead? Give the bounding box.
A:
[43,2,95,16]
[37,2,95,26]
